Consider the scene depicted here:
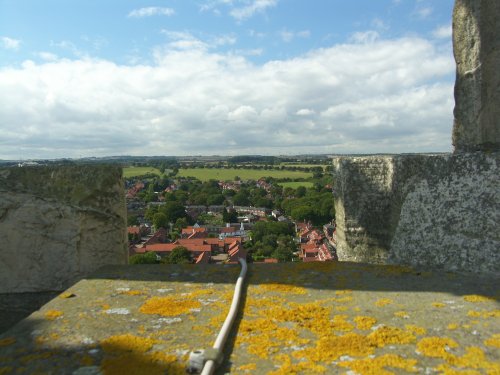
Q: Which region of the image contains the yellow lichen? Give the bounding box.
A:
[44,310,63,320]
[293,332,376,362]
[236,363,257,371]
[354,316,377,330]
[445,346,500,374]
[484,333,500,348]
[120,290,145,296]
[432,302,446,308]
[374,298,393,307]
[463,295,495,303]
[447,323,459,330]
[405,325,427,336]
[394,311,409,318]
[59,292,75,299]
[139,296,201,316]
[416,337,458,359]
[338,354,418,375]
[268,354,326,374]
[258,283,306,294]
[0,338,15,347]
[367,326,416,347]
[100,334,185,375]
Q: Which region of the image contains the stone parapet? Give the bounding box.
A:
[452,0,500,151]
[0,165,128,293]
[333,153,500,273]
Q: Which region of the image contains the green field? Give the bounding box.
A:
[178,168,312,181]
[123,166,163,178]
[278,181,314,189]
[280,163,329,170]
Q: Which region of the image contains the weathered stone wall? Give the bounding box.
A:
[0,165,128,293]
[333,153,500,273]
[452,0,500,151]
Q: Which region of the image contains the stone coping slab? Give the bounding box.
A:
[0,262,498,374]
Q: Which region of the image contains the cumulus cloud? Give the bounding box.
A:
[128,7,175,18]
[1,36,21,50]
[433,24,452,39]
[280,29,311,43]
[230,0,278,21]
[0,33,455,159]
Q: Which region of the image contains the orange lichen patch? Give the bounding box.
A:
[58,292,76,299]
[267,302,332,334]
[44,310,63,320]
[331,315,355,332]
[258,283,306,295]
[374,298,393,307]
[354,316,377,330]
[236,363,257,371]
[434,363,481,375]
[293,333,376,362]
[416,337,458,359]
[447,323,459,330]
[0,338,15,347]
[100,334,157,354]
[187,288,215,298]
[139,296,201,316]
[269,354,326,375]
[432,302,446,308]
[35,333,60,346]
[405,325,427,336]
[445,346,500,374]
[101,304,111,310]
[119,290,145,296]
[334,305,349,312]
[236,318,308,359]
[394,311,410,318]
[333,296,353,303]
[463,295,496,303]
[467,309,500,318]
[338,354,418,375]
[484,333,500,348]
[467,310,482,318]
[367,326,416,347]
[101,352,184,375]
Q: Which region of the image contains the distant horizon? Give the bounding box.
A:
[1,0,455,159]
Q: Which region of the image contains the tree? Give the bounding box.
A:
[127,215,139,226]
[153,212,168,229]
[160,201,188,223]
[222,208,238,223]
[232,191,250,206]
[162,246,192,264]
[130,252,159,264]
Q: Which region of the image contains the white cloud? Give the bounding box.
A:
[230,0,278,21]
[350,31,380,44]
[280,29,311,43]
[433,24,452,39]
[128,7,175,18]
[415,6,433,19]
[0,34,455,159]
[296,109,315,116]
[1,36,21,50]
[37,52,59,61]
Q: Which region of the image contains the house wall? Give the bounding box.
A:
[0,165,128,293]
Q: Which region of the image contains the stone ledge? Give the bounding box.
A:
[0,263,498,374]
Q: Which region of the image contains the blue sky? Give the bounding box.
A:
[0,0,455,159]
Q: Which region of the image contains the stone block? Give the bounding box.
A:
[0,165,128,293]
[333,153,500,273]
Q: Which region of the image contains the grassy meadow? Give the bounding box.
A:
[123,166,163,178]
[177,168,312,181]
[277,181,314,189]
